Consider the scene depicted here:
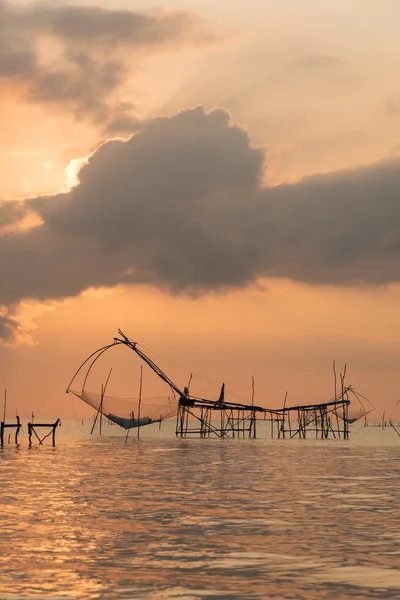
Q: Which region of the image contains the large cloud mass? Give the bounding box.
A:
[1,106,400,341]
[0,1,220,127]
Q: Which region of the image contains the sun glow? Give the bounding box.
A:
[63,157,88,191]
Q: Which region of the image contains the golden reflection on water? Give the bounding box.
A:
[0,422,399,599]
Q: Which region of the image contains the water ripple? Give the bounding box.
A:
[0,422,399,599]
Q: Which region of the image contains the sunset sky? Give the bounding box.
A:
[1,0,400,420]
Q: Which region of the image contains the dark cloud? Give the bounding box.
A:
[0,1,220,124]
[1,106,400,341]
[0,200,26,229]
[104,114,144,136]
[0,310,19,343]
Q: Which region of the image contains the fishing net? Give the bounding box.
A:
[345,407,373,424]
[69,390,177,429]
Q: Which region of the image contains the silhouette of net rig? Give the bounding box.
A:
[68,331,373,440]
[176,388,357,440]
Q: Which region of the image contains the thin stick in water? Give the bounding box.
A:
[137,366,143,440]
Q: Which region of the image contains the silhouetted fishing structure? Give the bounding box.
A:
[28,418,60,446]
[0,396,60,447]
[0,417,21,446]
[0,389,21,446]
[66,331,176,437]
[67,331,370,440]
[264,397,350,439]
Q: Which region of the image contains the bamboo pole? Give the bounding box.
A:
[125,411,134,443]
[137,366,143,440]
[389,420,400,437]
[99,384,104,435]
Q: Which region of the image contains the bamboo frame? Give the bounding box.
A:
[28,419,60,446]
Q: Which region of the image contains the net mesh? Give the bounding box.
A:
[346,407,373,423]
[69,390,177,429]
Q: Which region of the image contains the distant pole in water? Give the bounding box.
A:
[99,384,104,435]
[3,389,7,424]
[333,360,337,399]
[137,366,143,440]
[389,419,400,437]
[251,375,255,407]
[125,411,134,443]
[187,372,193,394]
[91,368,112,435]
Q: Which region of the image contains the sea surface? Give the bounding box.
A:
[0,420,399,600]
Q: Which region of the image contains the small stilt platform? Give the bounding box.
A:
[264,397,350,440]
[176,395,259,438]
[176,395,350,439]
[28,419,60,446]
[0,417,22,446]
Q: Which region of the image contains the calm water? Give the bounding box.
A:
[0,421,399,600]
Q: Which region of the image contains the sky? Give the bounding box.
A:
[1,0,400,420]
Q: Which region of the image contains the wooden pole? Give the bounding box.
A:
[187,373,193,394]
[99,384,104,435]
[52,425,56,446]
[137,366,143,440]
[125,411,134,443]
[341,367,347,436]
[333,360,337,399]
[3,389,6,424]
[389,420,400,437]
[91,368,112,435]
[282,391,288,439]
[15,416,20,444]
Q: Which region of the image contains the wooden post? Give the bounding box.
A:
[99,384,104,435]
[3,389,6,424]
[137,366,143,441]
[15,416,20,444]
[27,419,60,446]
[52,419,59,446]
[125,411,134,444]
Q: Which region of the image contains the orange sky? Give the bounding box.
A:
[1,0,400,421]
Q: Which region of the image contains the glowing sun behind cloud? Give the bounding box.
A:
[64,157,89,191]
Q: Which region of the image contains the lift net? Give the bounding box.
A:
[345,407,373,424]
[69,390,177,429]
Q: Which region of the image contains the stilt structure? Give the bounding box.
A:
[28,419,60,446]
[0,416,21,446]
[176,394,259,438]
[264,396,350,440]
[67,331,371,441]
[114,331,352,440]
[0,389,22,446]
